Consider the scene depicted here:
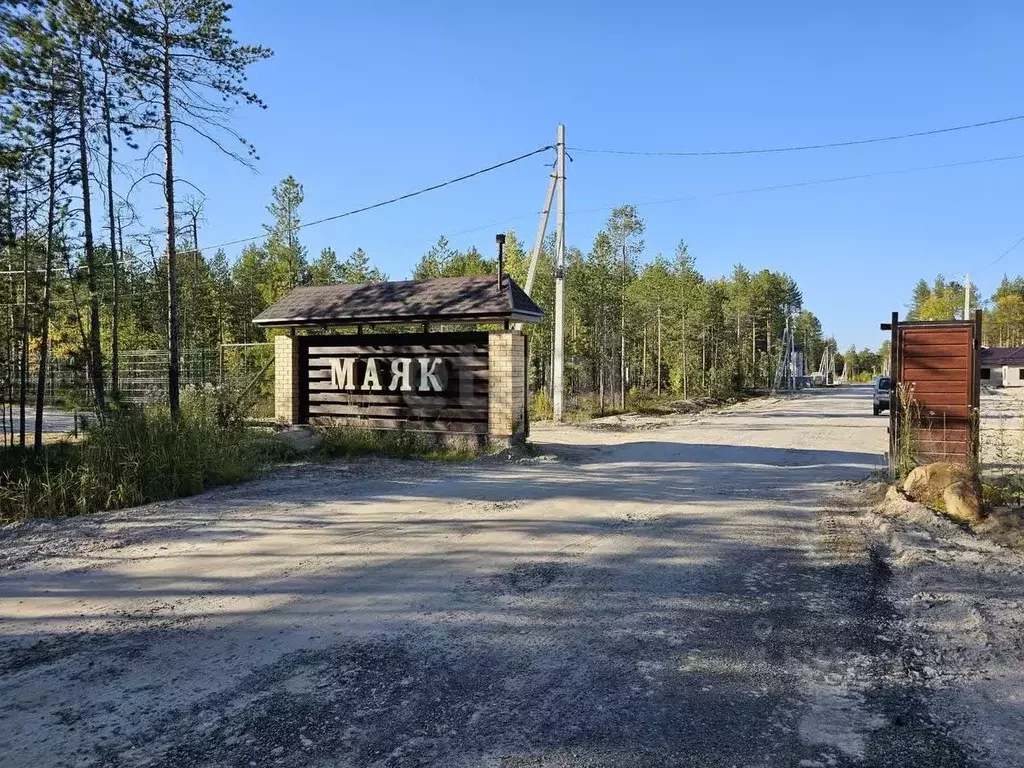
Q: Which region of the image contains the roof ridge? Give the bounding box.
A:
[253,274,543,328]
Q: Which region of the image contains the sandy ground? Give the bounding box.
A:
[868,489,1024,768]
[0,386,1019,767]
[979,386,1024,469]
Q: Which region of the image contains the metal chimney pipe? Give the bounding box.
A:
[495,233,506,293]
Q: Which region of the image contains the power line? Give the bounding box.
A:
[197,145,554,255]
[423,151,1024,266]
[566,151,1024,218]
[0,260,134,276]
[569,113,1024,157]
[983,233,1024,271]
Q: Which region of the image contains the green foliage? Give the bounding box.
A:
[263,175,306,298]
[338,247,387,284]
[413,236,495,279]
[0,391,291,522]
[839,345,884,379]
[313,425,482,462]
[907,275,971,321]
[530,389,552,421]
[894,382,919,480]
[550,213,812,405]
[984,275,1024,347]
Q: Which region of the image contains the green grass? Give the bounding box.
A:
[312,424,487,462]
[0,391,295,524]
[0,391,507,524]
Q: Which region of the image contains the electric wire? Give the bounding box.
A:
[569,113,1024,157]
[983,233,1024,271]
[565,151,1024,218]
[194,145,554,255]
[409,151,1024,266]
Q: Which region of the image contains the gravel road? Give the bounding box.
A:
[0,386,1008,767]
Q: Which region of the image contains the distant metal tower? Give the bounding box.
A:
[816,345,836,385]
[772,315,796,394]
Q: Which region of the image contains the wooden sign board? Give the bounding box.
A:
[297,331,489,434]
[892,316,980,465]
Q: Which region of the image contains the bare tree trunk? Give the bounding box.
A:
[5,181,16,446]
[190,208,199,345]
[598,316,604,413]
[620,244,626,409]
[751,316,756,373]
[78,53,105,410]
[701,328,707,393]
[162,22,180,420]
[641,320,647,391]
[0,181,8,449]
[62,247,91,364]
[102,62,119,399]
[681,306,687,400]
[35,116,58,452]
[19,184,29,447]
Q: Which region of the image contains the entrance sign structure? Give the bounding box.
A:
[883,310,981,469]
[254,273,543,440]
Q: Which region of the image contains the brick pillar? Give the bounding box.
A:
[274,335,300,424]
[488,330,527,440]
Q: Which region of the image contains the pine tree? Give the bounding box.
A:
[308,247,341,286]
[264,175,305,299]
[119,0,272,419]
[339,248,386,283]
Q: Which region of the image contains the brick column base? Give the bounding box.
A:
[488,330,527,440]
[274,335,300,424]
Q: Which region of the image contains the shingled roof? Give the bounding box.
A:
[981,347,1024,366]
[252,275,545,328]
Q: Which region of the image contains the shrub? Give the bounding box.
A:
[530,390,553,420]
[314,424,482,462]
[0,390,288,524]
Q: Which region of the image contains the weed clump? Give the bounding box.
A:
[0,390,291,523]
[313,424,485,462]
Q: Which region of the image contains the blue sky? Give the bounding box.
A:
[158,1,1024,350]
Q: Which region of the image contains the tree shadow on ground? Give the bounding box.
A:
[0,437,973,767]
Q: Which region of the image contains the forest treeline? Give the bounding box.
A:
[0,0,272,448]
[909,275,1024,348]
[1,0,872,450]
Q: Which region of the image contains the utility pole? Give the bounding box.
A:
[964,273,970,320]
[552,123,566,422]
[523,170,557,298]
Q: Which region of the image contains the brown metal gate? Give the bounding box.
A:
[887,311,981,469]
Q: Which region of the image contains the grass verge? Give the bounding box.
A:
[0,391,294,524]
[0,398,502,524]
[312,424,492,462]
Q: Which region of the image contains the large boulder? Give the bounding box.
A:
[942,479,982,524]
[902,462,982,524]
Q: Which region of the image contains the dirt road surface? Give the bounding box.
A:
[0,387,1000,767]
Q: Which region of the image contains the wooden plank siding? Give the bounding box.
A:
[895,317,980,466]
[297,331,490,433]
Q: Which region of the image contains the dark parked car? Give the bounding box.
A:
[872,376,891,416]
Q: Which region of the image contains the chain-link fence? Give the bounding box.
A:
[0,343,275,441]
[118,344,274,416]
